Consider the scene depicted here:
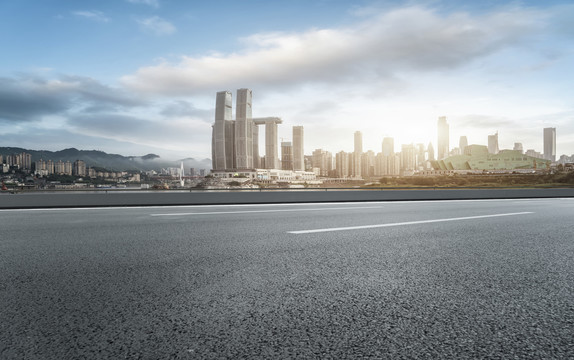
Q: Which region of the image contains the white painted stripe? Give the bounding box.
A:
[150,206,383,216]
[288,212,534,234]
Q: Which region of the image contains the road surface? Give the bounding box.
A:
[1,198,574,358]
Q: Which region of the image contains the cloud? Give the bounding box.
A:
[137,16,176,36]
[160,100,212,118]
[72,10,110,23]
[67,113,210,152]
[455,114,516,129]
[0,77,72,122]
[127,0,160,8]
[121,5,545,96]
[0,75,144,123]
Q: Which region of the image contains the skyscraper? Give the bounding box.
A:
[416,143,426,170]
[235,88,253,169]
[382,137,394,156]
[488,132,499,154]
[427,142,435,161]
[543,127,556,162]
[281,142,293,170]
[437,116,449,160]
[401,144,416,172]
[212,91,233,170]
[335,151,350,178]
[354,131,363,177]
[264,119,279,169]
[514,143,523,153]
[459,136,468,154]
[292,126,304,171]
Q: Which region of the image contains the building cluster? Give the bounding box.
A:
[311,135,432,178]
[35,158,140,181]
[0,152,32,173]
[0,151,140,182]
[211,89,314,181]
[210,89,569,180]
[434,119,558,172]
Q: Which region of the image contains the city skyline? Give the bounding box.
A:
[1,0,573,159]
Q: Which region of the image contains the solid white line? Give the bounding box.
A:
[288,212,534,234]
[150,206,383,216]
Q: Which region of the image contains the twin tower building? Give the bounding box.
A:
[211,88,305,171]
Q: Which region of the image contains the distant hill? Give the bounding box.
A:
[0,147,212,172]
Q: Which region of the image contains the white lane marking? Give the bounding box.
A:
[288,212,534,234]
[150,206,383,216]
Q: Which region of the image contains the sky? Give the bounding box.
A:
[1,0,573,161]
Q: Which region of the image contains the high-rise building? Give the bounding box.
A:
[292,126,304,171]
[427,142,435,161]
[437,116,449,160]
[312,149,332,177]
[64,161,73,176]
[401,144,416,172]
[73,160,86,177]
[235,88,253,169]
[459,136,468,154]
[361,150,375,177]
[281,142,293,170]
[488,132,499,154]
[264,119,279,169]
[382,137,394,156]
[354,131,363,178]
[416,143,426,170]
[513,143,523,153]
[212,89,284,171]
[543,127,556,162]
[212,90,233,170]
[335,151,351,178]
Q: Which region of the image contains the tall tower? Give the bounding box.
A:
[401,144,416,171]
[235,88,253,169]
[212,91,232,170]
[281,142,293,170]
[488,132,499,154]
[354,131,363,177]
[265,119,279,169]
[543,127,556,162]
[437,116,449,160]
[382,137,394,156]
[293,126,304,171]
[427,142,435,161]
[459,136,468,154]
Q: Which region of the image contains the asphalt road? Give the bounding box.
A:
[1,199,574,359]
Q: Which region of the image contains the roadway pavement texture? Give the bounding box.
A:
[1,198,574,359]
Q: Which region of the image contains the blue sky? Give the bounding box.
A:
[1,0,573,160]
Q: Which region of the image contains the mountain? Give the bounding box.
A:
[0,147,212,172]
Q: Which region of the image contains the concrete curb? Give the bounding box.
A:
[1,188,574,209]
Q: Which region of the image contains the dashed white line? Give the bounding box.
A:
[288,212,534,234]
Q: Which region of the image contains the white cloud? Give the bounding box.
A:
[121,5,545,96]
[72,10,110,23]
[137,16,176,36]
[126,0,160,8]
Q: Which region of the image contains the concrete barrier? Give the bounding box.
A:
[1,188,574,209]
